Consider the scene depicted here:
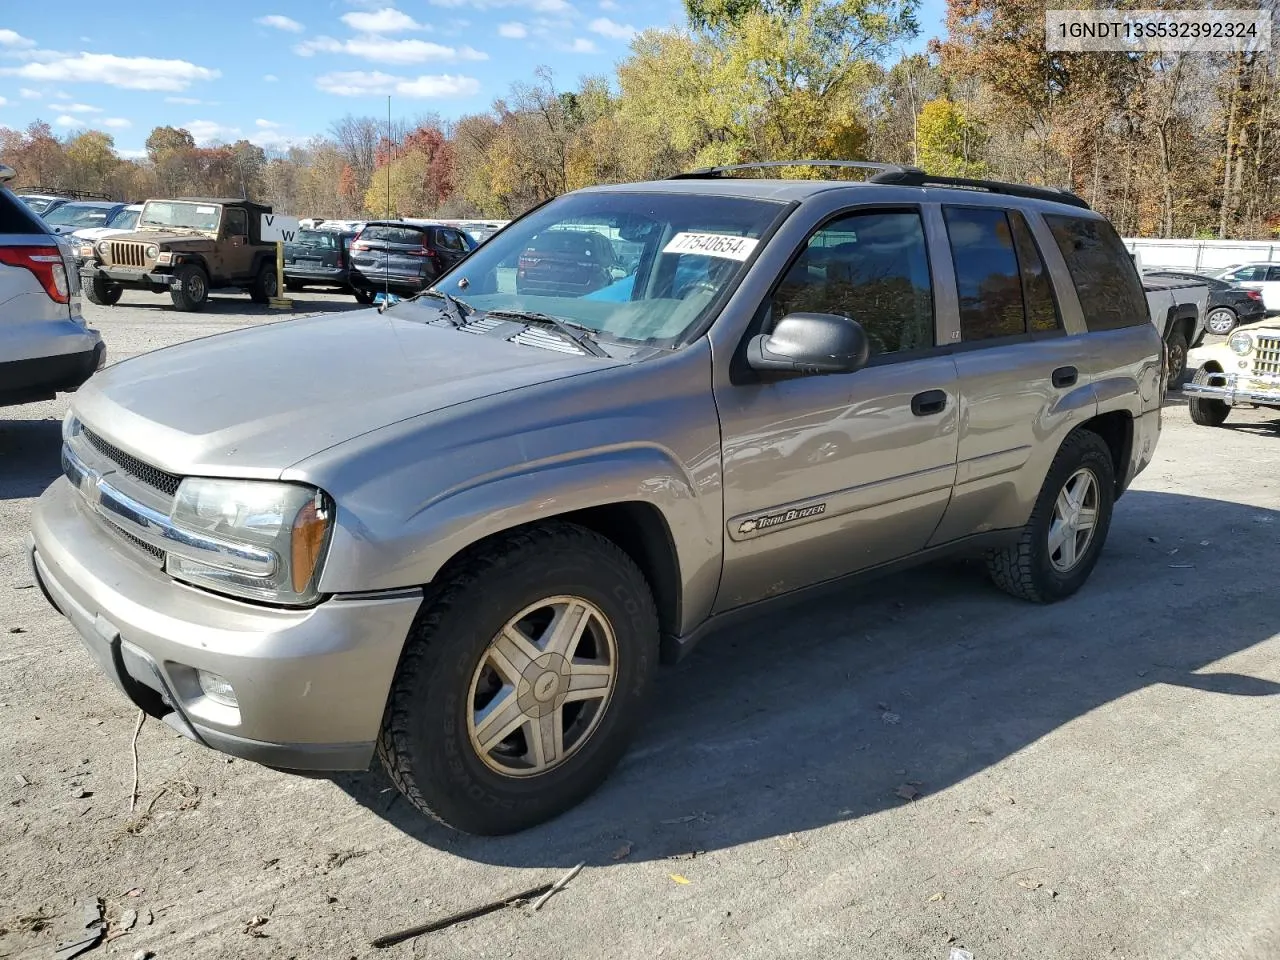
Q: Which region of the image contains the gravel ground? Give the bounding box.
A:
[2,292,1278,960]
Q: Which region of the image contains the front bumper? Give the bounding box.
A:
[29,477,423,771]
[1183,369,1280,406]
[81,263,173,287]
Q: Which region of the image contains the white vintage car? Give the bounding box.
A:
[1184,323,1280,426]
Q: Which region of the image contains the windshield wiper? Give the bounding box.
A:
[483,309,608,357]
[401,288,473,327]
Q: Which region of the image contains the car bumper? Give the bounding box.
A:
[82,263,173,286]
[1183,369,1280,406]
[0,340,105,406]
[285,266,349,285]
[349,272,425,293]
[29,477,423,771]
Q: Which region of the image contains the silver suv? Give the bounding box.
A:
[29,162,1164,834]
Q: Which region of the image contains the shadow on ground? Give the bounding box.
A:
[0,418,62,501]
[334,489,1280,865]
[110,292,367,315]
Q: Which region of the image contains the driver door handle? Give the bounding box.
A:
[911,389,948,417]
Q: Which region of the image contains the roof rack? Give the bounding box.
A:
[667,160,921,180]
[867,169,1090,210]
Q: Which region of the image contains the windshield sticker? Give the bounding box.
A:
[196,205,216,214]
[663,232,759,261]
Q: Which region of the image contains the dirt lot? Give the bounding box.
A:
[2,291,1278,960]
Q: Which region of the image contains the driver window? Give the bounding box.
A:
[224,208,247,238]
[769,210,935,356]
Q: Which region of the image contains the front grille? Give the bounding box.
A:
[108,241,146,267]
[1253,335,1280,377]
[83,427,182,497]
[111,526,165,565]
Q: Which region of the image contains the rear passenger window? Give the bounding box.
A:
[770,210,934,356]
[1044,214,1148,331]
[1268,267,1280,282]
[943,207,1024,341]
[1008,211,1062,334]
[0,190,45,234]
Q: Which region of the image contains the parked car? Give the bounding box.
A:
[30,161,1162,835]
[78,197,279,311]
[0,165,104,406]
[1146,269,1267,336]
[284,228,358,292]
[17,188,113,217]
[41,200,130,236]
[1184,323,1280,426]
[347,221,474,303]
[515,227,621,297]
[1207,262,1280,314]
[70,204,145,245]
[1141,273,1208,386]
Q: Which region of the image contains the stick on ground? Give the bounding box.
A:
[128,709,145,812]
[371,882,554,948]
[531,862,585,911]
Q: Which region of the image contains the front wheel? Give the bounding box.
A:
[1187,367,1231,427]
[1205,307,1238,337]
[985,429,1115,603]
[84,275,122,306]
[249,262,278,304]
[377,522,659,835]
[169,264,208,312]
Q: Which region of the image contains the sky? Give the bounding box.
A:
[0,0,947,159]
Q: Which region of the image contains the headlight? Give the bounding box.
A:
[146,244,160,259]
[62,411,81,442]
[97,241,109,255]
[165,479,333,606]
[1229,332,1254,356]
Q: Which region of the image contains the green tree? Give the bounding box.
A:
[65,130,120,193]
[915,98,986,176]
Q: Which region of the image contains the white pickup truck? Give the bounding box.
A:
[1135,253,1208,387]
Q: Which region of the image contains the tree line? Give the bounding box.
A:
[2,0,1276,240]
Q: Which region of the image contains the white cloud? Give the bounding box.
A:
[315,70,480,98]
[54,115,78,127]
[249,128,296,148]
[0,29,36,48]
[498,21,528,38]
[165,95,203,104]
[295,36,487,63]
[7,53,219,92]
[103,117,131,128]
[588,17,635,39]
[340,7,424,32]
[255,118,282,128]
[19,87,41,99]
[185,119,242,144]
[598,0,619,8]
[116,147,148,159]
[256,14,305,32]
[428,0,571,9]
[561,37,598,53]
[49,102,102,114]
[263,74,279,82]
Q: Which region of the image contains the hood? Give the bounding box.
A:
[73,310,622,479]
[72,226,131,243]
[110,228,216,247]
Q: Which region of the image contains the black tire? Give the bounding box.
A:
[84,275,122,306]
[985,429,1116,603]
[169,264,208,312]
[1204,306,1238,337]
[353,288,375,305]
[249,262,278,304]
[1165,329,1189,389]
[285,279,303,292]
[377,521,659,835]
[1187,367,1231,427]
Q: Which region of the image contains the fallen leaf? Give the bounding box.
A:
[244,915,270,937]
[1047,888,1059,899]
[123,888,143,898]
[928,892,945,902]
[119,909,138,931]
[1199,540,1211,546]
[1017,878,1043,890]
[669,874,691,885]
[611,843,633,861]
[895,784,919,801]
[8,627,26,634]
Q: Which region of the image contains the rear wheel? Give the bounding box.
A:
[249,262,278,304]
[1205,307,1238,337]
[1187,367,1231,427]
[985,429,1115,603]
[169,264,208,312]
[377,522,658,835]
[84,275,122,306]
[1165,329,1189,389]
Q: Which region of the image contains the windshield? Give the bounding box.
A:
[44,203,115,227]
[139,200,221,232]
[22,196,57,214]
[431,191,786,345]
[108,207,141,230]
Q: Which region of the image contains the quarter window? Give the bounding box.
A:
[770,210,935,356]
[223,208,247,237]
[1008,210,1062,334]
[943,207,1024,341]
[1044,214,1148,331]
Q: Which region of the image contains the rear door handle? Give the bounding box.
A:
[1052,366,1078,388]
[911,389,948,417]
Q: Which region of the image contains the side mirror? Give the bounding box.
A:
[747,312,870,375]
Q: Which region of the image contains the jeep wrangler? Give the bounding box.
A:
[32,162,1164,835]
[78,197,278,311]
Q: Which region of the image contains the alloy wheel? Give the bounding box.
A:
[1048,467,1100,573]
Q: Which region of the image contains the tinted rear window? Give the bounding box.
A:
[1044,214,1148,331]
[943,206,1024,341]
[294,230,339,250]
[360,225,425,245]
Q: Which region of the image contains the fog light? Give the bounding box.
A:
[197,670,237,707]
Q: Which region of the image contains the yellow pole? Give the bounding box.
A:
[269,238,291,310]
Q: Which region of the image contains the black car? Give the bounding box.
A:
[284,229,358,294]
[1147,269,1267,337]
[348,221,475,303]
[515,228,619,297]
